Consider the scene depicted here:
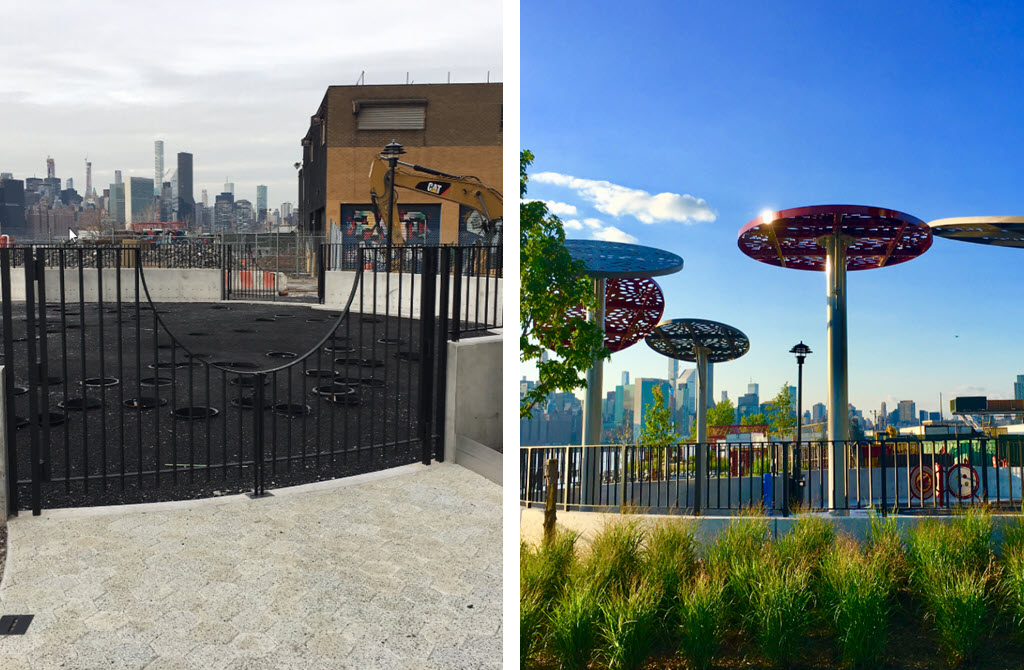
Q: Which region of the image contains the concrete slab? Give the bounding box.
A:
[0,463,501,668]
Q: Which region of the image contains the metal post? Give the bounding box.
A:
[694,345,709,515]
[580,277,606,506]
[822,232,851,510]
[543,458,558,544]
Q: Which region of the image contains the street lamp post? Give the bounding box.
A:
[380,140,406,269]
[790,342,812,498]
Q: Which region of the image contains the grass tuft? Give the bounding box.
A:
[583,518,645,596]
[520,585,546,670]
[643,520,697,627]
[676,573,728,670]
[747,561,813,666]
[521,529,579,603]
[820,534,894,668]
[547,582,601,670]
[598,580,661,670]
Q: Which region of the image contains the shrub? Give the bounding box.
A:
[583,518,645,596]
[747,562,813,666]
[676,574,728,670]
[820,535,894,668]
[547,582,601,670]
[598,580,661,670]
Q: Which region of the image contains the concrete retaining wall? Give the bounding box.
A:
[2,268,222,303]
[520,507,1021,554]
[443,334,502,484]
[324,270,502,322]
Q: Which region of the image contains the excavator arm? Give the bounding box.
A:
[369,157,502,246]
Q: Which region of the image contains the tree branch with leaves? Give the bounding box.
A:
[520,150,608,418]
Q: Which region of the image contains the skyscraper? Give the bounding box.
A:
[1015,375,1024,401]
[898,400,916,425]
[224,179,234,195]
[46,157,55,179]
[114,170,122,185]
[125,177,155,225]
[85,160,93,197]
[201,190,208,207]
[214,192,234,232]
[154,141,164,196]
[256,185,267,225]
[109,182,125,224]
[176,152,194,229]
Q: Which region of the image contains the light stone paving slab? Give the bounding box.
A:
[0,463,500,669]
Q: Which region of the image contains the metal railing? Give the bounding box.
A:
[317,244,502,337]
[520,437,1014,516]
[0,245,451,514]
[7,242,222,269]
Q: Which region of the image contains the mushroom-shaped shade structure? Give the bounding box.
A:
[929,216,1024,248]
[564,239,684,278]
[566,278,665,353]
[563,239,684,506]
[737,205,932,271]
[645,318,750,363]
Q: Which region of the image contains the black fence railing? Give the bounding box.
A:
[317,244,502,337]
[0,245,451,514]
[520,437,1015,516]
[7,242,223,269]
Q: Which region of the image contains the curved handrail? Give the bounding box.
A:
[136,246,366,376]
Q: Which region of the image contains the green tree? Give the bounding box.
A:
[689,398,737,439]
[638,386,678,447]
[708,398,737,427]
[520,150,608,418]
[741,411,768,428]
[764,382,797,440]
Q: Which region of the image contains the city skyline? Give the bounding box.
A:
[0,0,503,217]
[521,1,1024,418]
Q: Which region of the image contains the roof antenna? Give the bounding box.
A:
[487,70,490,83]
[447,71,450,84]
[355,71,364,85]
[406,72,409,84]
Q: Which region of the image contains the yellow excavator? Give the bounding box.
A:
[369,155,502,247]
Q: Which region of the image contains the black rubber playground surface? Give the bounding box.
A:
[2,299,438,511]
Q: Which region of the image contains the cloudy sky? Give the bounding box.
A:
[0,0,502,210]
[523,0,1024,419]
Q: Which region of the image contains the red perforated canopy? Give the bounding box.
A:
[738,205,932,272]
[567,277,665,353]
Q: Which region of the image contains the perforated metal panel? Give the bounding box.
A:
[567,278,665,352]
[645,318,749,363]
[737,205,931,272]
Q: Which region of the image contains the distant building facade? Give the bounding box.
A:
[300,82,502,243]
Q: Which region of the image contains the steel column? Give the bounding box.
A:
[580,276,606,505]
[694,345,709,514]
[822,233,851,509]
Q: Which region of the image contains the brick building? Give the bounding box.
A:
[299,82,502,244]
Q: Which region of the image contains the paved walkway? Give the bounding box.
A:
[0,463,501,669]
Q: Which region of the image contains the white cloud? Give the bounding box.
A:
[521,199,578,217]
[543,200,578,217]
[593,226,638,244]
[566,217,638,244]
[532,172,716,224]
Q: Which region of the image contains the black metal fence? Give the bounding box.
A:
[317,244,502,337]
[0,245,454,514]
[8,242,222,269]
[520,437,1019,516]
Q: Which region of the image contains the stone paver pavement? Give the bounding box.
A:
[0,463,501,669]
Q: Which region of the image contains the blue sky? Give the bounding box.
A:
[521,0,1024,418]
